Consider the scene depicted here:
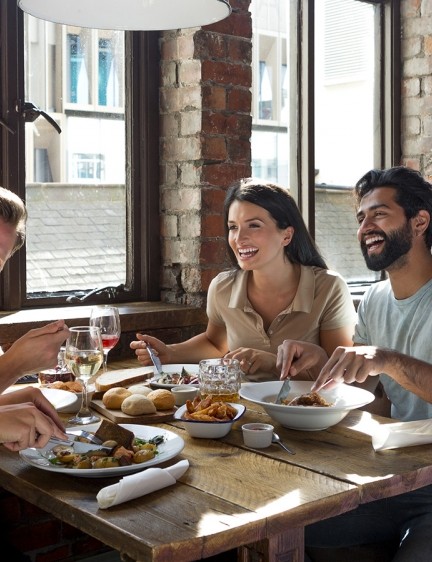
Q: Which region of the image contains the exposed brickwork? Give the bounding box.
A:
[160,0,252,305]
[401,0,432,178]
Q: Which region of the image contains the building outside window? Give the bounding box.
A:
[251,0,399,285]
[0,1,160,309]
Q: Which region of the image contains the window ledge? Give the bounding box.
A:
[0,302,207,345]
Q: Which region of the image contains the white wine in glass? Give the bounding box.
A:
[65,326,103,425]
[90,305,121,373]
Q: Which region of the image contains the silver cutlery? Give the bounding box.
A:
[272,432,296,455]
[66,429,103,445]
[275,378,291,404]
[147,344,163,378]
[48,436,113,453]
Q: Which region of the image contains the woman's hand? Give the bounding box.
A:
[130,334,172,366]
[276,340,328,380]
[225,348,277,376]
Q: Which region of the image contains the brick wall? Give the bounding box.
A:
[159,0,252,306]
[401,0,432,175]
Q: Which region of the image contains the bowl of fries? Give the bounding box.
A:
[174,396,246,438]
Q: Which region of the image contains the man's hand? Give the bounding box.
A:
[312,345,384,392]
[0,387,67,451]
[0,403,67,451]
[0,320,69,389]
[276,340,329,380]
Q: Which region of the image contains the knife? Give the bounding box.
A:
[275,378,291,404]
[147,344,163,378]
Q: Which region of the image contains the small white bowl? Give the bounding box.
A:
[171,385,199,406]
[174,402,246,438]
[242,422,274,448]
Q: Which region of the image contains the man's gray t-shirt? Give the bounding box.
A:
[354,278,432,421]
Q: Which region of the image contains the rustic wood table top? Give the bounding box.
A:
[3,360,432,562]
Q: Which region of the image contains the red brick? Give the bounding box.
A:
[199,240,227,264]
[202,136,228,161]
[202,163,250,187]
[202,85,227,110]
[227,88,251,112]
[201,214,225,237]
[201,186,227,211]
[202,60,251,87]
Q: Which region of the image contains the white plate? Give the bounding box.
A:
[149,364,200,389]
[3,387,78,412]
[19,423,185,478]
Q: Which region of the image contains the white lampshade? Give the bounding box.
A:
[17,0,232,31]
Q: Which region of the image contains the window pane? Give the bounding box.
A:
[251,0,289,186]
[24,16,126,294]
[314,0,379,282]
[251,0,380,284]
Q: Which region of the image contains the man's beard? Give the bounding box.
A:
[361,221,413,272]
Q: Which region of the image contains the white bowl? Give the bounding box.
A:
[240,381,374,431]
[171,385,199,406]
[55,385,95,414]
[174,402,246,438]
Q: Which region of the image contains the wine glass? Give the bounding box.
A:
[89,305,121,373]
[65,326,103,425]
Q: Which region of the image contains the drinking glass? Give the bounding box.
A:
[89,305,121,372]
[198,358,241,402]
[65,326,103,425]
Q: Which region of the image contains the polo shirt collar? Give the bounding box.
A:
[228,265,315,314]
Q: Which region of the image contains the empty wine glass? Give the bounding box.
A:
[89,305,121,372]
[65,326,103,425]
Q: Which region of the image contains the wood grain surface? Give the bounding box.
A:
[90,397,176,424]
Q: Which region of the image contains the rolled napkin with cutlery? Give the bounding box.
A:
[372,419,432,451]
[96,459,189,509]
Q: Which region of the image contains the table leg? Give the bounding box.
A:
[238,527,304,562]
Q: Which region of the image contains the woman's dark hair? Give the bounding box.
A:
[223,178,327,269]
[355,166,432,248]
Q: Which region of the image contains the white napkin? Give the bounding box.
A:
[97,459,189,509]
[372,419,432,451]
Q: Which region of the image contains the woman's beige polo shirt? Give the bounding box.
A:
[206,266,356,381]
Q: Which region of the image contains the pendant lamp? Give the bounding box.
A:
[17,0,231,31]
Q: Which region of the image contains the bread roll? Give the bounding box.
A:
[102,387,132,409]
[127,384,152,396]
[147,389,175,411]
[121,394,157,416]
[95,366,154,392]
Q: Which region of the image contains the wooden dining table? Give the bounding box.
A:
[2,363,432,562]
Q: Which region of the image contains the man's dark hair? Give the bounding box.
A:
[354,166,432,248]
[0,187,27,254]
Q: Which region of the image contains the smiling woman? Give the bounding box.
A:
[130,179,356,382]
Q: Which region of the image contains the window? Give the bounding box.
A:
[0,2,160,309]
[251,0,400,284]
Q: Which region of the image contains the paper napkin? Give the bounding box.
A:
[372,419,432,451]
[96,459,189,509]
